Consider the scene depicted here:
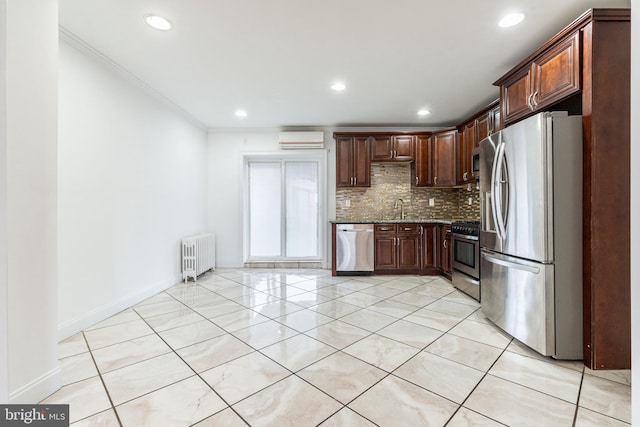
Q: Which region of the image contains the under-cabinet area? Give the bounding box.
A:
[331,221,452,279]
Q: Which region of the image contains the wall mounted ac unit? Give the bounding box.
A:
[278,131,324,149]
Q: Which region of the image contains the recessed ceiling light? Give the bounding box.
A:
[235,109,247,118]
[417,109,431,116]
[498,12,525,28]
[331,82,346,91]
[145,15,172,31]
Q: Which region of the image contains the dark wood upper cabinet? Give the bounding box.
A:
[335,136,354,187]
[392,135,416,161]
[370,135,393,161]
[412,135,432,187]
[335,135,370,187]
[456,100,499,185]
[371,135,415,161]
[353,137,371,186]
[431,129,457,187]
[532,32,581,108]
[501,67,534,124]
[490,103,502,133]
[499,31,581,125]
[476,112,490,143]
[457,122,475,184]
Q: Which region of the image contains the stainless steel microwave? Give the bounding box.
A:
[472,147,480,177]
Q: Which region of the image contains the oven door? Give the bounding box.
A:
[451,233,479,279]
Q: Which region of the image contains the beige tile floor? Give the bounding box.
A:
[45,269,632,426]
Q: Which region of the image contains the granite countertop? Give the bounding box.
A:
[331,219,458,224]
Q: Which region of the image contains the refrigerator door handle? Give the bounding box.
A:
[490,139,501,239]
[482,251,540,274]
[493,141,508,240]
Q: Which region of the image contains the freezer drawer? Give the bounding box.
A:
[480,249,555,356]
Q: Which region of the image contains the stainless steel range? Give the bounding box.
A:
[451,221,480,301]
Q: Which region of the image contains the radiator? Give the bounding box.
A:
[182,233,215,282]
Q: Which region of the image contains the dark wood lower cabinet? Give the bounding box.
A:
[396,224,421,273]
[420,224,439,274]
[372,223,449,276]
[374,234,396,271]
[438,225,452,279]
[374,223,420,274]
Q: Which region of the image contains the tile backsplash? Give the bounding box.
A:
[336,163,480,221]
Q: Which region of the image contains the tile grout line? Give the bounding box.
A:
[441,336,514,426]
[572,372,586,427]
[134,310,255,427]
[80,331,124,427]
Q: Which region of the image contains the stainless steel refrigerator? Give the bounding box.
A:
[479,111,583,359]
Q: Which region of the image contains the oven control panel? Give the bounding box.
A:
[451,221,480,237]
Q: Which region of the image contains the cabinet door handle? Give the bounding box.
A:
[443,240,448,248]
[463,172,468,180]
[415,176,419,185]
[527,93,534,110]
[532,91,539,107]
[434,177,438,185]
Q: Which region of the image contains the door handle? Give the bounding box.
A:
[493,141,508,240]
[482,251,540,274]
[527,93,534,110]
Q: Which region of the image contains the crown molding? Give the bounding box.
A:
[59,25,207,131]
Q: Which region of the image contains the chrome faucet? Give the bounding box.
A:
[394,198,405,220]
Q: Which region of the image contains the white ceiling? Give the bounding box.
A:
[59,0,631,130]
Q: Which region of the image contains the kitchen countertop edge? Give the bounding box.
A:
[330,219,458,224]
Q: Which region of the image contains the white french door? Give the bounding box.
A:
[244,153,324,261]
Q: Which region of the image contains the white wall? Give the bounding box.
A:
[57,40,208,339]
[208,130,335,267]
[0,0,8,405]
[4,0,60,403]
[630,0,639,419]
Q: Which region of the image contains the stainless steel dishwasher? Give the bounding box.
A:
[335,224,374,275]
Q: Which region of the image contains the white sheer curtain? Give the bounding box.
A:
[248,162,281,257]
[285,161,318,257]
[248,160,319,259]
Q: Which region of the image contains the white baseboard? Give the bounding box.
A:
[57,273,182,341]
[9,366,61,404]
